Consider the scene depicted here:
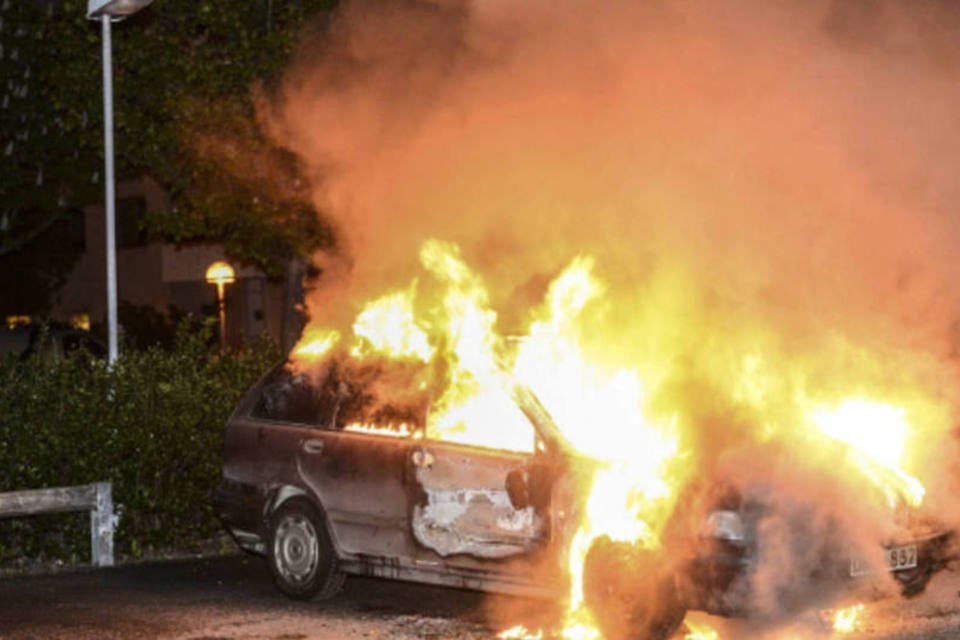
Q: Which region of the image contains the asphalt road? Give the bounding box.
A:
[2,554,960,639]
[0,554,548,640]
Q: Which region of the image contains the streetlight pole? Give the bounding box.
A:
[100,14,118,365]
[87,0,153,365]
[205,261,236,354]
[216,280,227,351]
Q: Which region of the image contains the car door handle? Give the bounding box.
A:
[302,438,325,454]
[411,447,434,469]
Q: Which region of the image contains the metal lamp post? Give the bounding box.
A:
[86,0,153,365]
[205,261,236,353]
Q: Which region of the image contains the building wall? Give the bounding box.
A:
[50,176,290,348]
[161,242,288,346]
[53,176,170,323]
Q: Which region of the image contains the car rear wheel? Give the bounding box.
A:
[583,536,686,640]
[268,498,345,600]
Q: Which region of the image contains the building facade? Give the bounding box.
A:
[47,176,298,349]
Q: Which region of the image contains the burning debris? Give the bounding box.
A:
[832,604,866,634]
[233,0,960,637]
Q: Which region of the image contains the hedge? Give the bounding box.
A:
[0,322,280,566]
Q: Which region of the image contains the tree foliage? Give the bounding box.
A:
[0,0,335,312]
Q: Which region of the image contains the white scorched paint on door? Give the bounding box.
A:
[412,488,543,558]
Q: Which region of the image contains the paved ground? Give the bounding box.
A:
[1,554,960,639]
[0,555,536,640]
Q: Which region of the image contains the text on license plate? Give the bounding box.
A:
[849,544,918,576]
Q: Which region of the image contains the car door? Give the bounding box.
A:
[297,427,413,559]
[248,366,412,559]
[407,432,552,569]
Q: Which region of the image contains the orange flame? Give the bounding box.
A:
[292,327,341,361]
[497,626,543,640]
[810,400,924,507]
[351,283,434,362]
[684,619,721,640]
[343,422,420,439]
[832,603,865,634]
[290,238,943,639]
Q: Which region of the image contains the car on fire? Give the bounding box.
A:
[215,362,955,640]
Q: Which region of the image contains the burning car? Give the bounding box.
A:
[215,361,578,600]
[583,479,954,640]
[214,358,953,640]
[211,239,960,640]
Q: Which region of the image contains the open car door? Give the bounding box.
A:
[409,441,547,559]
[407,383,567,563]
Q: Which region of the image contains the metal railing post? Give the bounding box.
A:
[0,482,118,567]
[91,482,116,567]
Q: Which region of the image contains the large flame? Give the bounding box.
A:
[810,400,924,507]
[291,238,943,639]
[350,283,434,363]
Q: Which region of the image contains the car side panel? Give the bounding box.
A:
[297,429,413,558]
[217,369,569,592]
[218,416,306,548]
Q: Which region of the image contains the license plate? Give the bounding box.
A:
[850,544,918,577]
[886,544,918,571]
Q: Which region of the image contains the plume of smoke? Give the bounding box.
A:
[261,0,960,627]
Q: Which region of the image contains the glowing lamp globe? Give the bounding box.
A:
[205,261,236,286]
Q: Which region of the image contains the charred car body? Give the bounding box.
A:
[216,363,574,599]
[215,363,953,639]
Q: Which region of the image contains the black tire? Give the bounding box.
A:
[268,498,345,600]
[583,536,686,640]
[894,563,934,597]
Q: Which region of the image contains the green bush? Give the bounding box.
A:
[0,321,280,565]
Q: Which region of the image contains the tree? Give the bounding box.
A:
[0,0,335,315]
[0,0,103,315]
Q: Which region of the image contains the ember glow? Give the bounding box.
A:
[497,626,543,640]
[832,604,865,634]
[684,619,720,640]
[343,422,419,439]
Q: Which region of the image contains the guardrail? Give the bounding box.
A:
[0,482,118,567]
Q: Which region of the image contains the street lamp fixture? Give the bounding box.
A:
[87,0,153,19]
[87,0,153,365]
[206,261,236,353]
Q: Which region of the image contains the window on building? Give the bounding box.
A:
[5,315,31,329]
[70,313,91,331]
